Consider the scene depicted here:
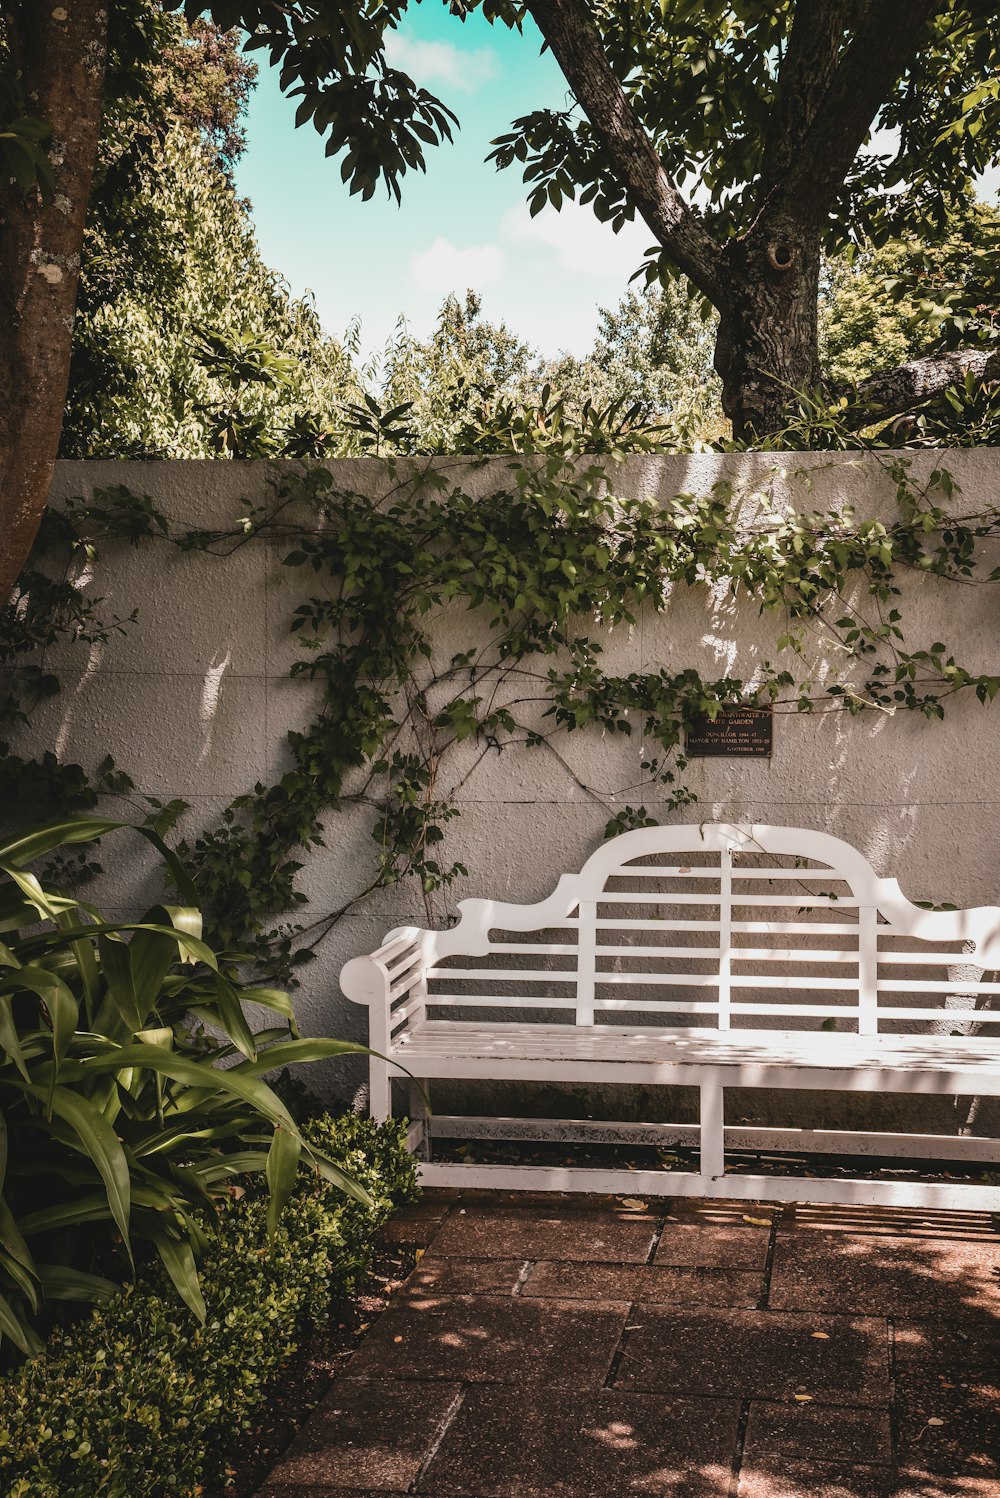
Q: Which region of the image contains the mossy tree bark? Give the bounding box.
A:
[0,2,108,603]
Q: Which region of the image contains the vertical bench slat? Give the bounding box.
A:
[858,905,878,1035]
[576,900,596,1025]
[718,845,732,1030]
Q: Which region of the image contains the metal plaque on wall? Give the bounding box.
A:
[686,704,773,758]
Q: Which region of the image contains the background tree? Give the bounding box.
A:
[61,11,362,459]
[544,281,724,439]
[378,291,537,449]
[822,201,1000,384]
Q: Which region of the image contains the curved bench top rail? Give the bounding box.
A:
[417,823,1000,966]
[341,824,1000,1040]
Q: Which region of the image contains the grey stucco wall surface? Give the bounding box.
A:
[13,452,1000,1120]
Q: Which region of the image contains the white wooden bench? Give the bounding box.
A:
[341,823,1000,1209]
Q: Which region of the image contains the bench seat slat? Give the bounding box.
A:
[394,1019,999,1072]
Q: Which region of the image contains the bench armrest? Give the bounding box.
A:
[340,927,427,1009]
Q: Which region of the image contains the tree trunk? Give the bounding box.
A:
[0,3,108,603]
[713,222,823,440]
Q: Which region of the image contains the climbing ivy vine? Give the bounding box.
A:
[4,443,999,982]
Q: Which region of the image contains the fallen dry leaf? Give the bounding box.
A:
[927,1418,945,1427]
[620,1198,649,1211]
[743,1215,770,1227]
[414,1248,426,1261]
[810,1331,830,1340]
[793,1394,813,1403]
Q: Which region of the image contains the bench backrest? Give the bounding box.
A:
[419,824,1000,1036]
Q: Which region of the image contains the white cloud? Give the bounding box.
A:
[383,31,499,94]
[502,200,652,279]
[411,237,504,297]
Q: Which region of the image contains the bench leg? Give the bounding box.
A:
[700,1079,725,1184]
[408,1079,432,1161]
[369,1056,391,1121]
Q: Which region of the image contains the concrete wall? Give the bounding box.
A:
[13,452,1000,1120]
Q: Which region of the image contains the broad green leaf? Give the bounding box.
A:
[0,865,62,922]
[18,1180,171,1236]
[19,919,217,968]
[265,1124,301,1236]
[213,973,257,1060]
[156,904,203,944]
[0,994,29,1081]
[127,926,179,1013]
[0,1244,40,1312]
[0,817,124,868]
[26,1086,131,1248]
[0,1196,36,1275]
[37,1263,118,1305]
[150,1230,206,1322]
[234,1037,370,1077]
[6,966,78,1071]
[242,987,299,1035]
[194,1150,270,1183]
[97,933,142,1031]
[135,1027,172,1048]
[62,917,99,1025]
[0,1288,43,1357]
[80,1044,298,1130]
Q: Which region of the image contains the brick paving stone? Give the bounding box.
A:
[737,1464,908,1497]
[426,1208,657,1262]
[614,1306,890,1404]
[401,1258,525,1297]
[418,1385,740,1498]
[262,1378,461,1490]
[653,1222,771,1269]
[347,1293,630,1386]
[522,1260,762,1308]
[894,1317,1000,1379]
[374,1191,457,1246]
[893,1318,1000,1479]
[742,1400,892,1466]
[376,1219,444,1248]
[896,1476,1000,1497]
[740,1469,1000,1498]
[768,1230,1000,1316]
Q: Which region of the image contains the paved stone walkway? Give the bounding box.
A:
[258,1190,999,1498]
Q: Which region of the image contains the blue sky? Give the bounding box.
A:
[235,9,1000,365]
[234,8,653,362]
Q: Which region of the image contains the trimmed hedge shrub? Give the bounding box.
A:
[0,1113,418,1498]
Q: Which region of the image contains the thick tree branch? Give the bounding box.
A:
[769,0,939,228]
[523,0,727,307]
[758,0,862,204]
[0,3,108,602]
[837,347,1000,430]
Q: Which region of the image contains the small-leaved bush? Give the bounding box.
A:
[0,1113,417,1498]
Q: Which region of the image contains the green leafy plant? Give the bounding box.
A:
[0,815,371,1355]
[0,1111,417,1498]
